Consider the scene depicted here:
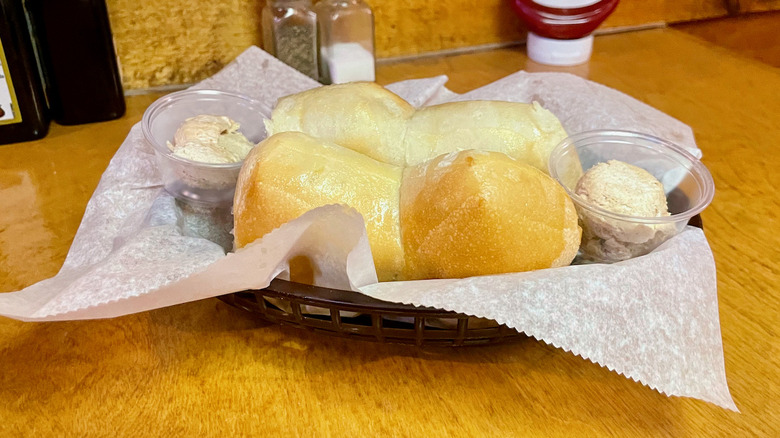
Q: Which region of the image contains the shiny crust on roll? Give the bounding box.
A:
[264,82,414,166]
[234,132,581,281]
[400,150,581,279]
[403,100,568,172]
[233,131,405,281]
[265,82,568,173]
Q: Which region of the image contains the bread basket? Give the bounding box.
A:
[218,214,701,347]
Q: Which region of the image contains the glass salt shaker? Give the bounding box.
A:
[262,0,319,81]
[314,0,376,84]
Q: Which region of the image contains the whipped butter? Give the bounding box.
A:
[575,160,675,262]
[166,114,254,164]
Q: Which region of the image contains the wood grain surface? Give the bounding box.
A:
[1,26,778,436]
[672,10,780,68]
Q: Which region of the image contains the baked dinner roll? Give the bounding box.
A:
[234,132,581,281]
[403,100,568,172]
[233,131,406,281]
[264,83,568,173]
[400,150,581,279]
[264,82,414,166]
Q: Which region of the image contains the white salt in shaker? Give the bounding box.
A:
[262,0,319,81]
[314,0,376,84]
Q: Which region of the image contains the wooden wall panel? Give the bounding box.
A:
[739,0,780,12]
[672,10,780,67]
[105,0,743,90]
[106,0,263,90]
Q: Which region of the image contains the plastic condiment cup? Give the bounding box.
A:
[142,89,271,207]
[548,130,715,263]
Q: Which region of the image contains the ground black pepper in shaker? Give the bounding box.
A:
[262,0,319,81]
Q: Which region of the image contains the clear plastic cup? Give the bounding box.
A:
[142,89,272,207]
[548,130,715,263]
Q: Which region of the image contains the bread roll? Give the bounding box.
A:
[403,100,568,172]
[234,132,581,281]
[264,83,568,173]
[264,82,414,166]
[233,131,406,281]
[400,150,581,279]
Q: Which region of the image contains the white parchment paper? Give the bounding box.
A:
[0,46,735,411]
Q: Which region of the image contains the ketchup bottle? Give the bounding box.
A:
[510,0,619,66]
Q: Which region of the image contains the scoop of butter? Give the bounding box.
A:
[575,160,676,262]
[166,114,254,163]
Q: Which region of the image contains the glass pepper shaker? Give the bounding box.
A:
[314,0,376,84]
[262,0,319,81]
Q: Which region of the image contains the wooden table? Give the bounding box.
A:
[1,27,778,436]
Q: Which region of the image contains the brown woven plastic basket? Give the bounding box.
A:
[219,215,702,347]
[219,279,525,347]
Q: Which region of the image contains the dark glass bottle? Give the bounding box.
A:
[25,0,125,125]
[0,0,49,145]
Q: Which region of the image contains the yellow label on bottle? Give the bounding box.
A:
[0,35,23,125]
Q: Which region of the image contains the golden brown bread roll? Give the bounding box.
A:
[264,82,414,166]
[265,82,568,173]
[234,132,580,281]
[403,100,568,172]
[400,150,581,279]
[233,131,405,281]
